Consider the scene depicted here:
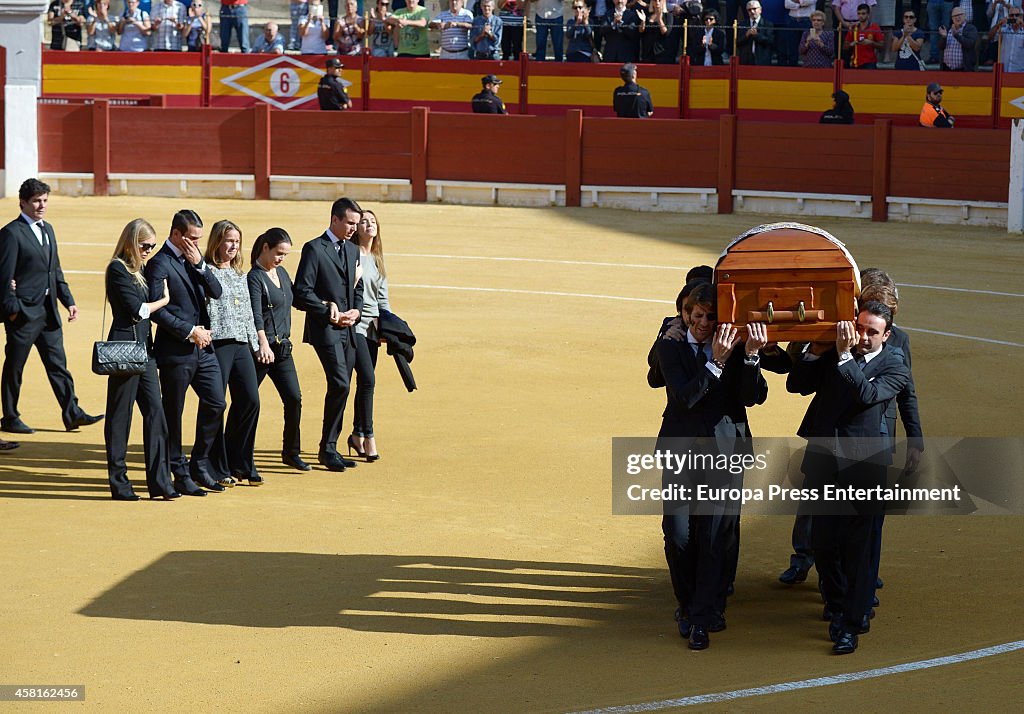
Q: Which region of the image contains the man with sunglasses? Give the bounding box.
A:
[919,82,955,126]
[987,5,1024,71]
[937,6,978,70]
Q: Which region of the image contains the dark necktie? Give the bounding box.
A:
[36,222,48,247]
[695,342,708,365]
[855,352,867,369]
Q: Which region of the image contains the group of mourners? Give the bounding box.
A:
[648,260,921,655]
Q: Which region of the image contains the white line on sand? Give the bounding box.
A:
[569,639,1024,713]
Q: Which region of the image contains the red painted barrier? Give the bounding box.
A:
[37,104,1011,214]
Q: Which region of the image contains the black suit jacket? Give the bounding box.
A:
[687,26,726,65]
[787,344,910,470]
[0,215,74,323]
[885,326,923,451]
[736,18,774,65]
[292,233,364,347]
[105,260,154,350]
[656,338,767,440]
[143,243,223,362]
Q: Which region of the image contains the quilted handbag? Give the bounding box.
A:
[92,340,148,376]
[92,295,148,376]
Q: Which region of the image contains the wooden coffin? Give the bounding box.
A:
[714,223,861,342]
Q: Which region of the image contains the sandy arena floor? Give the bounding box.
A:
[1,196,1022,712]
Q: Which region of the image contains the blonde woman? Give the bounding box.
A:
[104,218,177,501]
[347,209,390,462]
[204,220,262,486]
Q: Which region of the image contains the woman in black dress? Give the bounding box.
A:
[104,218,177,501]
[248,228,308,471]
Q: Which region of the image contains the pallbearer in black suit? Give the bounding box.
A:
[144,210,226,497]
[0,178,102,434]
[293,197,364,472]
[786,302,910,655]
[248,228,309,472]
[656,282,768,651]
[103,219,179,502]
[204,221,263,487]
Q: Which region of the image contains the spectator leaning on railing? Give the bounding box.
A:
[87,0,118,50]
[938,6,978,70]
[334,0,366,56]
[251,21,286,53]
[151,0,188,51]
[988,5,1024,70]
[799,10,835,67]
[118,0,152,51]
[432,0,475,58]
[472,0,503,58]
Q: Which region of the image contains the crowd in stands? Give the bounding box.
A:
[43,0,1024,70]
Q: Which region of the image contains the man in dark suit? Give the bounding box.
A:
[144,210,226,497]
[735,0,775,65]
[656,282,768,651]
[786,301,910,655]
[0,178,102,434]
[293,197,364,472]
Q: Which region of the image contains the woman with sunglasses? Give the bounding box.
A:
[104,218,177,501]
[891,10,926,69]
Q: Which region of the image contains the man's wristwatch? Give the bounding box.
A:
[711,359,726,370]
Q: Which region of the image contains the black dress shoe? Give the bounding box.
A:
[2,419,34,434]
[858,614,871,634]
[173,478,207,497]
[688,625,709,650]
[236,473,264,486]
[823,605,837,622]
[832,631,858,654]
[828,618,843,643]
[112,492,141,501]
[151,492,181,500]
[674,608,692,638]
[66,413,104,431]
[191,471,225,491]
[318,453,349,472]
[0,439,20,450]
[779,565,809,585]
[872,595,880,608]
[282,454,312,472]
[876,577,884,589]
[708,614,727,633]
[203,482,226,492]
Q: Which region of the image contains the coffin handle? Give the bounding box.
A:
[766,301,774,324]
[798,301,805,322]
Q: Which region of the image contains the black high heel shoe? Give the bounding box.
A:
[365,453,380,462]
[347,435,366,458]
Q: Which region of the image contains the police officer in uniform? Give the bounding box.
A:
[471,74,507,114]
[318,58,352,111]
[613,63,654,118]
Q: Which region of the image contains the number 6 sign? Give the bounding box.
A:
[270,68,300,98]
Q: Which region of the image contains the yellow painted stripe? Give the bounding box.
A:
[844,83,992,116]
[211,65,361,99]
[42,64,200,96]
[370,71,519,103]
[689,78,728,110]
[530,76,676,109]
[1000,87,1024,118]
[738,79,834,112]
